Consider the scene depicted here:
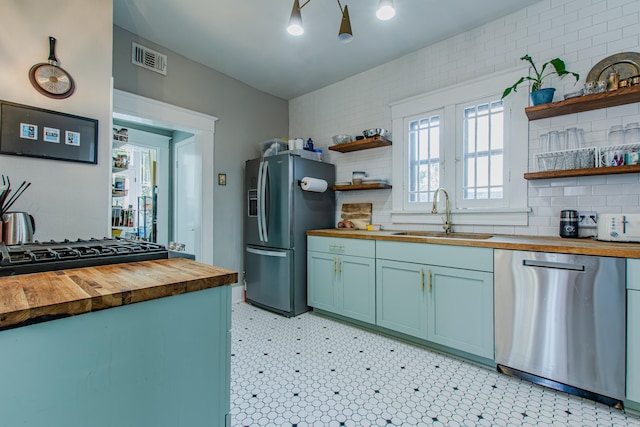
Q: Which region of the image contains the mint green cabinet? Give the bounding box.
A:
[307,251,337,312]
[428,265,494,359]
[376,241,494,360]
[0,286,231,427]
[308,236,376,324]
[376,259,428,338]
[628,291,640,404]
[628,259,640,406]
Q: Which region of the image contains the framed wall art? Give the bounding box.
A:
[0,100,98,164]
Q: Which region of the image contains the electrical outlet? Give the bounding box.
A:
[578,211,598,227]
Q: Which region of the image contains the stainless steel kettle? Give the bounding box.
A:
[1,212,36,245]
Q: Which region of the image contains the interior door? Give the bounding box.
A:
[174,137,201,259]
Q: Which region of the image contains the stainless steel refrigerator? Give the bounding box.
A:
[244,153,335,317]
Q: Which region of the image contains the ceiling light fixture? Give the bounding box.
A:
[287,0,305,36]
[337,2,353,43]
[287,0,394,42]
[376,0,395,21]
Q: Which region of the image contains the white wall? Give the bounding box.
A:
[0,0,113,240]
[290,0,640,237]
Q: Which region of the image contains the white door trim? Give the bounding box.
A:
[112,89,218,265]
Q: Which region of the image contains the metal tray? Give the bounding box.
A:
[586,52,640,82]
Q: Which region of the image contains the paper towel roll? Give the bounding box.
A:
[301,177,328,193]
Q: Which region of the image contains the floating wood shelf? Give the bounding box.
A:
[525,85,640,120]
[329,135,392,153]
[524,164,640,180]
[330,183,392,191]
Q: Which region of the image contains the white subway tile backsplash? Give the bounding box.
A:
[608,194,639,206]
[290,0,640,237]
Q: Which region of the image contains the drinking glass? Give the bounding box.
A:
[557,130,568,151]
[547,131,560,152]
[625,122,640,145]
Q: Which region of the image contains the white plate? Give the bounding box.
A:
[362,177,388,183]
[334,182,351,186]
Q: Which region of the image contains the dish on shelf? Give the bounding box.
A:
[363,128,390,138]
[332,134,353,145]
[362,177,388,184]
[334,182,351,187]
[564,90,583,100]
[586,52,640,82]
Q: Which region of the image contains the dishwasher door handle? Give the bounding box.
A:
[522,259,585,271]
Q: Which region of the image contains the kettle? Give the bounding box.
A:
[1,212,36,245]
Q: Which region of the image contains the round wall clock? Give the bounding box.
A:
[29,37,75,99]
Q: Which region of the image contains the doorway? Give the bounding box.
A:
[112,90,218,264]
[111,125,170,244]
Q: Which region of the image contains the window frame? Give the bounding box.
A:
[456,96,506,208]
[404,109,444,210]
[389,68,530,227]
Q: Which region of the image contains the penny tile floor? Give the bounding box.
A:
[230,302,640,427]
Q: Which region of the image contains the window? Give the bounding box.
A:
[460,99,504,202]
[407,112,442,203]
[390,69,529,226]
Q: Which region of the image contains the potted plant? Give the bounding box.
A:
[502,55,580,105]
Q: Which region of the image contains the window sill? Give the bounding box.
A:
[391,208,531,227]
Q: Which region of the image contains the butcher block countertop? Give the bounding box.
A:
[0,258,238,330]
[307,229,640,258]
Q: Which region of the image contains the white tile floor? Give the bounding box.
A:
[230,302,640,427]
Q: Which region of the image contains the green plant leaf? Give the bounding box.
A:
[502,55,580,98]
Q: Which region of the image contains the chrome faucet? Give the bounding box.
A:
[432,188,452,234]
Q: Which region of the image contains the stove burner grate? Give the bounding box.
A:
[0,237,169,276]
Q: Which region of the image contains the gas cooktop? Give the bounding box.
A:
[0,237,169,277]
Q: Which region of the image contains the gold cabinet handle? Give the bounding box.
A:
[421,268,425,291]
[337,258,342,277]
[428,270,433,292]
[333,257,336,276]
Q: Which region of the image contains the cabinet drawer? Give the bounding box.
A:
[629,259,640,290]
[307,236,375,258]
[376,241,493,272]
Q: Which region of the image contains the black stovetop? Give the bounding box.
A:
[0,237,169,276]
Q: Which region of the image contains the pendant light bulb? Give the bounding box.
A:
[376,0,395,20]
[338,4,353,43]
[287,0,304,36]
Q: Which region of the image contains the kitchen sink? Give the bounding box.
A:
[391,231,493,240]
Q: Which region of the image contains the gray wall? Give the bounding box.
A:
[112,25,289,284]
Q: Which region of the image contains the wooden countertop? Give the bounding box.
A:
[307,229,640,258]
[0,258,238,330]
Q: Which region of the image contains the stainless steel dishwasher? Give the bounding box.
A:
[494,249,625,407]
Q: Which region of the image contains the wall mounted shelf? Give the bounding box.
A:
[329,135,392,153]
[330,183,392,191]
[525,85,640,120]
[524,164,640,180]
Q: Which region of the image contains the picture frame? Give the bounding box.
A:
[218,173,226,186]
[0,100,98,164]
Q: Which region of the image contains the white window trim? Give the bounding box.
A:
[389,67,531,227]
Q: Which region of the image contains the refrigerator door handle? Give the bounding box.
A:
[257,160,265,242]
[261,160,269,242]
[246,247,287,257]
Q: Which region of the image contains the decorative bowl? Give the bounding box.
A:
[332,134,353,145]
